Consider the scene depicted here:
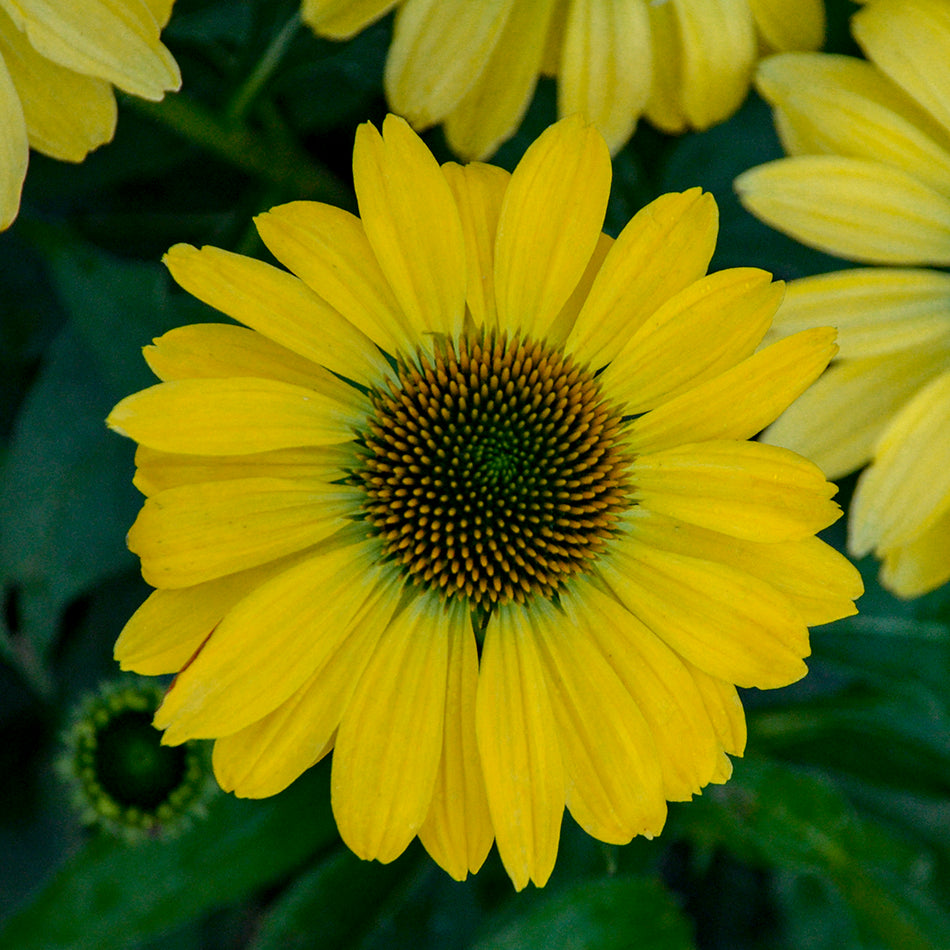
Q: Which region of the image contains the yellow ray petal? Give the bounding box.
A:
[749,0,824,52]
[254,202,411,356]
[684,662,747,757]
[5,0,179,99]
[563,578,722,802]
[850,370,950,555]
[108,377,360,455]
[544,230,613,350]
[442,0,558,160]
[626,509,861,628]
[602,268,781,413]
[0,52,27,230]
[879,507,950,598]
[853,0,950,136]
[441,161,510,330]
[353,115,466,339]
[626,327,837,455]
[767,269,950,360]
[558,0,651,154]
[476,605,564,891]
[419,601,493,881]
[132,444,355,496]
[631,440,841,542]
[761,348,948,481]
[385,0,513,127]
[527,596,667,842]
[144,323,363,407]
[567,189,718,369]
[163,244,389,387]
[154,538,395,742]
[0,7,115,160]
[598,537,809,689]
[212,592,396,798]
[493,115,611,339]
[735,156,950,266]
[332,594,450,864]
[755,54,950,195]
[643,0,687,134]
[301,0,398,40]
[127,477,360,588]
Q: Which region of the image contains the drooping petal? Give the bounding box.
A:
[567,189,718,369]
[749,0,824,52]
[127,477,361,588]
[850,370,950,556]
[626,327,837,455]
[493,114,611,340]
[332,593,450,863]
[154,538,395,742]
[601,268,781,413]
[643,0,687,134]
[0,51,27,230]
[476,605,564,891]
[254,202,412,356]
[735,156,950,265]
[558,0,651,154]
[384,0,513,127]
[419,601,494,881]
[162,244,389,387]
[527,595,667,842]
[631,440,841,542]
[879,506,950,598]
[598,535,810,689]
[353,115,466,338]
[301,0,398,40]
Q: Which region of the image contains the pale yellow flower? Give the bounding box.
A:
[736,0,950,596]
[302,0,825,159]
[0,0,181,230]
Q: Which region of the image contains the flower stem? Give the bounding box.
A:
[226,12,302,121]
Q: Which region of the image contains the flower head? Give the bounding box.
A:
[0,0,181,230]
[109,114,861,889]
[736,0,950,596]
[302,0,825,159]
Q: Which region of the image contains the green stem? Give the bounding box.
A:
[226,12,302,121]
[125,92,353,209]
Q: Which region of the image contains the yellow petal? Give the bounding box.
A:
[476,605,564,891]
[567,189,718,369]
[853,0,950,135]
[627,509,861,628]
[440,160,510,329]
[563,578,722,802]
[879,506,950,598]
[598,536,810,689]
[631,440,841,542]
[684,662,747,757]
[418,601,494,881]
[544,230,613,350]
[850,370,950,555]
[163,244,389,387]
[761,348,948,481]
[108,377,360,455]
[154,537,394,742]
[5,0,179,99]
[735,156,950,266]
[254,201,411,356]
[127,477,360,588]
[301,0,398,40]
[493,114,611,339]
[353,115,466,338]
[602,268,781,413]
[0,51,27,230]
[442,0,558,160]
[749,0,824,51]
[144,323,363,408]
[527,595,667,842]
[643,0,687,134]
[626,327,837,455]
[755,53,950,195]
[332,594,450,864]
[767,269,950,360]
[132,444,355,496]
[558,0,651,153]
[0,6,115,161]
[384,0,513,127]
[212,595,395,798]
